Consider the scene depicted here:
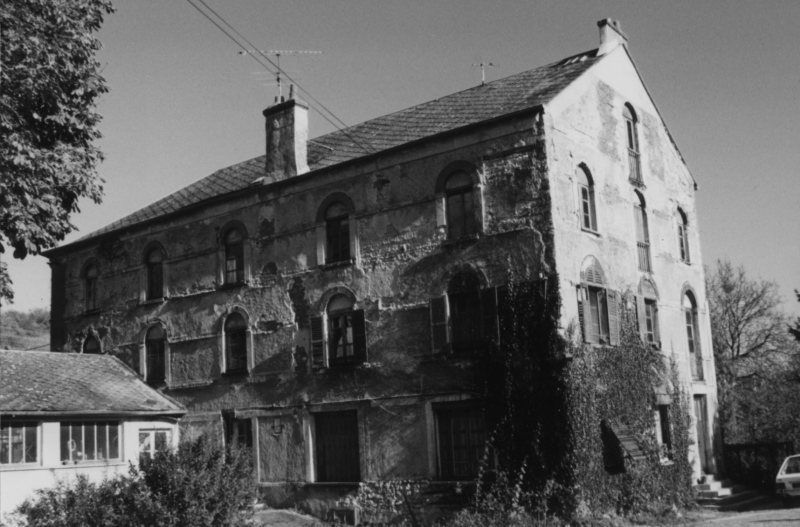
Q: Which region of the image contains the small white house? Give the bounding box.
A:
[0,350,186,516]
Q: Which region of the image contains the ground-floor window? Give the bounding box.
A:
[315,410,360,482]
[0,422,38,465]
[435,404,487,480]
[60,421,120,463]
[139,429,173,464]
[224,415,253,450]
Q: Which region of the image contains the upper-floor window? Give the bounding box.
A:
[83,335,101,354]
[84,263,99,311]
[445,171,476,240]
[224,228,245,285]
[145,325,166,384]
[60,421,120,463]
[430,270,501,354]
[325,202,351,264]
[146,247,165,300]
[224,312,248,373]
[639,278,660,348]
[634,191,652,273]
[577,165,597,232]
[310,291,367,369]
[623,104,642,185]
[677,208,690,263]
[578,257,620,346]
[683,291,703,381]
[0,422,38,465]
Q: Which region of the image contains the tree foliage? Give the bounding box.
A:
[0,307,49,349]
[0,0,113,304]
[706,260,800,446]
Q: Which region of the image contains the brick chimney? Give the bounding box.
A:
[262,97,309,181]
[597,18,628,55]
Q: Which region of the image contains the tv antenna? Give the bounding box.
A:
[472,61,497,85]
[238,49,323,101]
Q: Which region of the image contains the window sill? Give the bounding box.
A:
[442,233,480,247]
[628,178,646,189]
[222,369,249,378]
[306,482,361,487]
[141,298,166,306]
[581,227,601,237]
[59,459,123,467]
[659,458,675,466]
[218,281,249,291]
[320,258,354,270]
[146,380,168,389]
[83,308,100,316]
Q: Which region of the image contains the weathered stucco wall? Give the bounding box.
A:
[545,47,719,478]
[51,111,552,494]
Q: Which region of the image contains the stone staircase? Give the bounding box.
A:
[695,474,771,512]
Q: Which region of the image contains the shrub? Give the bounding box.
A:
[12,435,255,527]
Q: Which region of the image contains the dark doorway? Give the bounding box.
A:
[315,410,360,482]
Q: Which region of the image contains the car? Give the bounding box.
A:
[775,454,800,504]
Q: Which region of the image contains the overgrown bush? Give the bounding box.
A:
[10,435,255,527]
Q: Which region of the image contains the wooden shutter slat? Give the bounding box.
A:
[578,286,590,344]
[496,285,509,347]
[310,315,326,368]
[608,290,620,346]
[430,296,449,352]
[480,287,499,345]
[351,309,367,364]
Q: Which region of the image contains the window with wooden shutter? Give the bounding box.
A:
[310,315,326,368]
[430,296,449,353]
[607,290,620,346]
[351,309,367,365]
[577,285,590,344]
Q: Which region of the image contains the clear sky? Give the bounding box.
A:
[5,0,800,316]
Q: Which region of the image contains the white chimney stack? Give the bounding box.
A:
[597,18,628,55]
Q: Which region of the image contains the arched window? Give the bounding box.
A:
[145,325,166,384]
[224,228,245,285]
[577,165,597,231]
[444,171,476,240]
[579,258,610,345]
[677,208,690,263]
[224,312,248,373]
[683,292,703,380]
[83,335,101,354]
[309,290,367,369]
[623,104,642,184]
[84,263,99,312]
[634,191,652,272]
[146,247,165,300]
[325,202,350,264]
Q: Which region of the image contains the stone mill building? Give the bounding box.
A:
[44,19,719,514]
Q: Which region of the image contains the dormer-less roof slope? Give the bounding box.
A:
[55,50,599,249]
[0,350,185,417]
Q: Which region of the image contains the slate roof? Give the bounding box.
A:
[67,49,600,247]
[0,350,186,416]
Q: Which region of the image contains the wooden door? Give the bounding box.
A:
[315,411,360,482]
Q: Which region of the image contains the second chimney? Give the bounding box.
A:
[597,18,628,55]
[263,97,309,181]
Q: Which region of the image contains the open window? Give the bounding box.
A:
[429,271,500,354]
[435,403,487,480]
[637,278,660,348]
[677,208,690,263]
[224,228,245,285]
[683,291,703,380]
[577,164,597,232]
[624,104,642,185]
[314,410,360,482]
[224,413,252,450]
[578,257,620,346]
[145,325,167,384]
[309,292,367,369]
[145,246,165,300]
[224,312,248,373]
[655,405,674,462]
[634,191,652,273]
